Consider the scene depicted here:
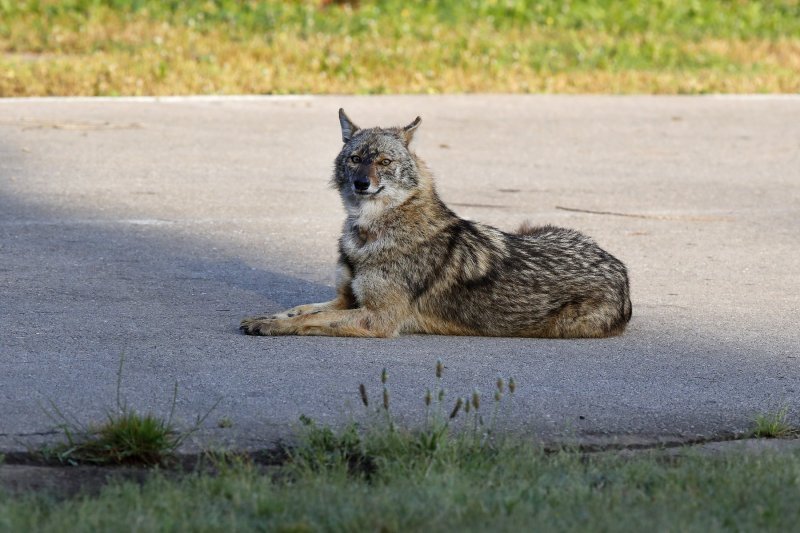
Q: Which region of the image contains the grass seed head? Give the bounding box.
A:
[383,387,390,411]
[436,359,443,378]
[472,390,480,410]
[494,391,502,402]
[359,383,369,407]
[449,397,463,419]
[424,388,432,407]
[381,368,387,384]
[496,377,504,393]
[438,388,445,402]
[508,377,516,394]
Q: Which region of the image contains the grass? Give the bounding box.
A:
[290,361,516,481]
[43,357,218,466]
[2,431,800,530]
[50,409,183,466]
[1,0,799,96]
[1,363,799,530]
[753,407,800,439]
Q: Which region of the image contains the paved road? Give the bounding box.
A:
[1,95,798,452]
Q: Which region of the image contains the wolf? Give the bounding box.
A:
[240,109,632,338]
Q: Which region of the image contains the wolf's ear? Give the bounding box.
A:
[401,116,422,145]
[338,108,360,143]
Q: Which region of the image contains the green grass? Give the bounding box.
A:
[2,363,800,530]
[753,407,799,439]
[1,0,799,95]
[43,357,218,466]
[2,433,800,531]
[50,409,183,466]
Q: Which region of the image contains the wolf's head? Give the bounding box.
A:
[332,109,425,214]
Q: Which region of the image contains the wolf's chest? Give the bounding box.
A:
[340,229,411,307]
[340,226,406,283]
[341,225,387,258]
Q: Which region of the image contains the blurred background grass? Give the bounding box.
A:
[1,0,798,96]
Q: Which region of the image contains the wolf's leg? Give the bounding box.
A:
[269,298,346,320]
[240,308,400,338]
[541,300,628,338]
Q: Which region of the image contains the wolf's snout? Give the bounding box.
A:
[353,177,370,192]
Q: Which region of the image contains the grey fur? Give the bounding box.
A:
[241,111,632,338]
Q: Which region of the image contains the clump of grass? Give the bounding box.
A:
[54,410,181,466]
[752,407,799,439]
[293,415,371,476]
[292,360,517,477]
[45,357,218,466]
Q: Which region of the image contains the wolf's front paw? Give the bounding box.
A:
[240,316,283,336]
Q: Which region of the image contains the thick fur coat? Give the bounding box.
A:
[241,110,632,338]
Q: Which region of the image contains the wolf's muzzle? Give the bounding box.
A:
[353,177,370,192]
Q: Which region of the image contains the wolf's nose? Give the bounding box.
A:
[353,177,370,191]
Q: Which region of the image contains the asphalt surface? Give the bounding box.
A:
[1,95,798,452]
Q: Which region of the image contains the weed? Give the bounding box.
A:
[53,410,181,466]
[292,415,371,476]
[291,361,516,480]
[752,407,799,439]
[44,356,219,466]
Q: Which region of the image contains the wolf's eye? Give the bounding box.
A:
[380,159,392,166]
[350,155,362,164]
